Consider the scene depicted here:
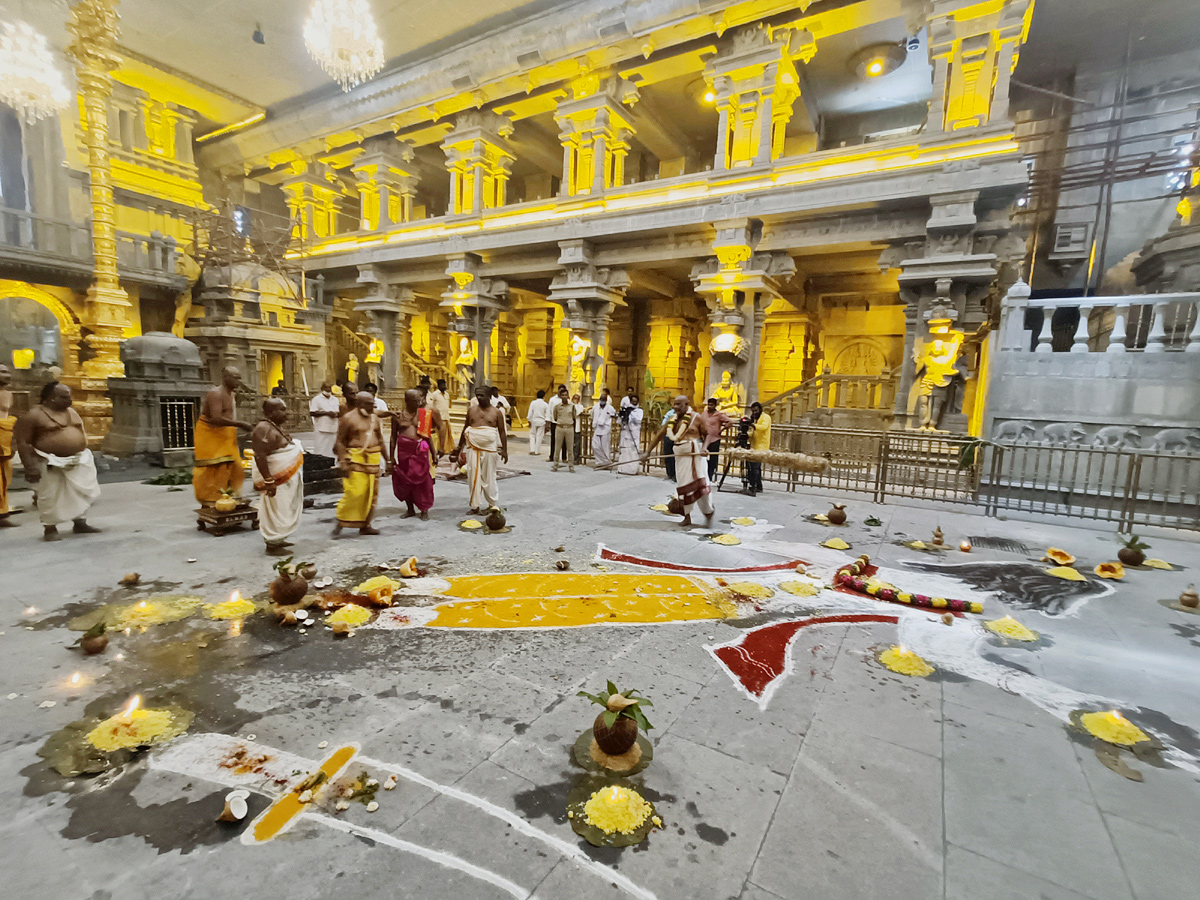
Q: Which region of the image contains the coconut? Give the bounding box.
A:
[826,504,847,525]
[217,789,250,822]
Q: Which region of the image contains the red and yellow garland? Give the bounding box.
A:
[834,555,983,615]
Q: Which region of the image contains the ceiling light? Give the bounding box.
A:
[702,90,715,104]
[304,0,386,92]
[0,20,70,125]
[849,43,907,80]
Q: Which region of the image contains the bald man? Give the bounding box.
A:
[333,391,392,536]
[193,366,252,507]
[644,395,714,527]
[252,398,304,555]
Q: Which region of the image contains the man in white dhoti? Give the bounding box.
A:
[308,383,340,457]
[454,386,508,513]
[252,398,305,555]
[643,395,714,527]
[14,382,102,541]
[591,391,616,467]
[526,389,549,455]
[616,394,643,475]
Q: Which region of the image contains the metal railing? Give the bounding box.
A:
[159,397,199,451]
[760,371,898,425]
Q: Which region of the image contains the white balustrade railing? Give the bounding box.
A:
[1000,282,1200,353]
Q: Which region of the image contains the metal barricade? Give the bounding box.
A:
[159,397,199,451]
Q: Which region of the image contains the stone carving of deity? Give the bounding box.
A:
[912,328,965,430]
[711,369,744,413]
[453,337,477,399]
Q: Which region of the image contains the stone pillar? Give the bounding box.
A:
[546,239,628,405]
[355,265,405,391]
[926,0,1035,132]
[646,302,703,399]
[690,219,795,409]
[281,162,343,244]
[554,76,639,197]
[440,253,509,395]
[441,112,515,215]
[67,0,133,383]
[705,25,815,170]
[351,138,418,231]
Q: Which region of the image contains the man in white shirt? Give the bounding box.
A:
[590,390,617,467]
[366,382,388,413]
[308,382,340,457]
[571,392,585,463]
[620,386,636,409]
[546,383,567,462]
[526,389,549,455]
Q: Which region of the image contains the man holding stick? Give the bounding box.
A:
[643,395,714,527]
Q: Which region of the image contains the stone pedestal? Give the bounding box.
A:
[102,332,209,466]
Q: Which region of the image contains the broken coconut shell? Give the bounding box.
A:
[556,560,570,571]
[1180,584,1199,609]
[217,789,250,823]
[119,572,140,587]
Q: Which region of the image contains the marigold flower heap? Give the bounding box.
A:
[583,785,653,834]
[834,554,983,614]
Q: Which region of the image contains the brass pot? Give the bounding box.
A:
[214,496,238,513]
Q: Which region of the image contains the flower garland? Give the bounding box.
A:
[834,555,983,614]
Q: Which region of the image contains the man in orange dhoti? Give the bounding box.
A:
[193,367,252,506]
[0,364,16,527]
[334,391,392,536]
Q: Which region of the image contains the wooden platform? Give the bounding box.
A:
[196,501,258,536]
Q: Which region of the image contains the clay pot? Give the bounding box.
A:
[485,509,506,530]
[593,711,638,755]
[666,497,683,515]
[214,496,238,513]
[80,633,108,655]
[826,504,846,526]
[270,572,309,606]
[299,564,318,581]
[1180,584,1198,609]
[1117,547,1145,567]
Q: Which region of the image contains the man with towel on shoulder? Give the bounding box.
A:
[252,398,304,555]
[453,385,507,513]
[193,367,252,507]
[14,381,102,541]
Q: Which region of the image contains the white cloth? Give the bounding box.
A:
[255,440,304,545]
[673,437,714,517]
[592,429,612,468]
[309,393,340,433]
[591,401,616,434]
[373,397,388,412]
[620,396,633,409]
[464,425,500,510]
[426,389,451,419]
[572,403,585,433]
[33,448,100,526]
[311,430,336,458]
[616,406,643,475]
[526,397,549,454]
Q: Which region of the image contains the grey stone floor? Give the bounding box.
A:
[2,441,1199,900]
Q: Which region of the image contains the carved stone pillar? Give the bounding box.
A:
[926,0,1035,132]
[554,76,639,197]
[440,253,509,396]
[281,161,343,244]
[355,265,404,391]
[646,301,703,400]
[351,137,418,230]
[441,112,515,215]
[546,240,628,405]
[705,25,816,170]
[68,0,133,385]
[690,219,795,409]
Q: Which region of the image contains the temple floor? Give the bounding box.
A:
[3,452,1200,900]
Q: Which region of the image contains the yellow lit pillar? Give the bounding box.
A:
[926,0,1035,132]
[68,0,133,380]
[281,162,343,243]
[554,75,638,197]
[440,112,515,215]
[351,138,418,230]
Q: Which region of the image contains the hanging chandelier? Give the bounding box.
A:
[303,0,385,92]
[0,20,70,124]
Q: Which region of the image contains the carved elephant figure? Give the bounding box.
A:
[1041,422,1087,446]
[1091,425,1141,449]
[993,419,1036,442]
[1151,428,1200,452]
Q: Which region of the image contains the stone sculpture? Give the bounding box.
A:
[1151,428,1200,452]
[1091,425,1141,449]
[1042,422,1087,446]
[993,419,1035,442]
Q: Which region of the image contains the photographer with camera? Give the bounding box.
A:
[616,395,643,474]
[746,401,771,495]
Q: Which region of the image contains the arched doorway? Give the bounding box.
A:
[0,280,81,392]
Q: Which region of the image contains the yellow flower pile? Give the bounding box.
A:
[205,597,257,619]
[461,519,483,529]
[879,646,934,677]
[710,534,741,546]
[731,517,755,526]
[985,616,1038,642]
[583,785,653,834]
[1080,711,1150,746]
[87,708,189,752]
[116,597,203,629]
[327,604,372,628]
[779,580,820,597]
[821,537,850,550]
[723,582,774,600]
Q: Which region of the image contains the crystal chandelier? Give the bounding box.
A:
[303,0,385,92]
[0,20,71,124]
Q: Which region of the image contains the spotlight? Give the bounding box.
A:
[702,90,715,104]
[252,24,265,45]
[849,43,907,80]
[866,59,884,77]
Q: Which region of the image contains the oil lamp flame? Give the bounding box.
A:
[25,606,37,615]
[960,540,972,552]
[121,694,141,720]
[70,672,81,685]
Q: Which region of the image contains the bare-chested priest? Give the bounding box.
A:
[193,367,252,507]
[252,398,305,555]
[13,381,102,541]
[643,395,715,527]
[453,385,508,513]
[0,364,15,527]
[334,391,392,535]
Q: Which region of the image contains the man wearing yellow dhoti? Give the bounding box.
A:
[252,398,305,555]
[14,382,102,541]
[454,385,508,513]
[0,364,17,528]
[193,367,252,507]
[334,391,392,536]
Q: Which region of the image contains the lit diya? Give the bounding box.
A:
[85,695,193,752]
[566,776,661,846]
[878,645,934,678]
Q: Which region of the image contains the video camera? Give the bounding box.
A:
[618,405,634,423]
[736,415,752,449]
